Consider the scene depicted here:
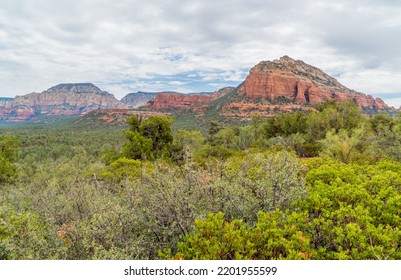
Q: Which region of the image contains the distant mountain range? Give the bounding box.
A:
[0,56,394,122]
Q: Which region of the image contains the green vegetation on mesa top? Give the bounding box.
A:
[2,100,401,260]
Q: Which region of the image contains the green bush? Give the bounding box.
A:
[162,211,312,260]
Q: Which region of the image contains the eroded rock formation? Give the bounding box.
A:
[149,87,233,110]
[237,56,388,111]
[0,83,127,121]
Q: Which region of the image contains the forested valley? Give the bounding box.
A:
[2,100,401,260]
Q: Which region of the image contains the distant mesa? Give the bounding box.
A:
[45,83,107,94]
[0,83,127,121]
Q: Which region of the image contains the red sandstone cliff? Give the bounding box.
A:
[151,93,216,110]
[0,83,128,121]
[149,87,233,110]
[146,57,391,120]
[237,56,388,111]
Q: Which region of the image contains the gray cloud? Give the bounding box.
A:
[1,0,401,105]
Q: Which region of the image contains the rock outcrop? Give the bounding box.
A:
[150,93,216,110]
[237,56,388,111]
[148,87,234,110]
[0,83,128,121]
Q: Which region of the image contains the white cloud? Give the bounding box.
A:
[0,0,400,103]
[168,81,188,86]
[383,98,401,109]
[339,68,401,95]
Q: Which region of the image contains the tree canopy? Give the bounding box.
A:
[0,134,18,184]
[121,115,175,160]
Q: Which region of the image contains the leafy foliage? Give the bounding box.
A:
[121,115,175,160]
[161,211,312,260]
[1,100,401,260]
[296,160,401,259]
[0,207,59,259]
[166,160,401,260]
[0,134,18,183]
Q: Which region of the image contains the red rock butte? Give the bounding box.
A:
[237,56,388,110]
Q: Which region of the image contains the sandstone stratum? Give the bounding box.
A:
[0,83,127,121]
[237,56,387,110]
[147,87,234,110]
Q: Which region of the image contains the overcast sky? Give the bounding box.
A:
[1,0,401,106]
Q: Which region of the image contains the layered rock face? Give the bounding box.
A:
[0,83,128,121]
[149,87,233,110]
[151,93,217,110]
[238,56,388,110]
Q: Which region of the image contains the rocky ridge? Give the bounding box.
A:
[0,83,127,121]
[237,56,387,110]
[148,87,235,110]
